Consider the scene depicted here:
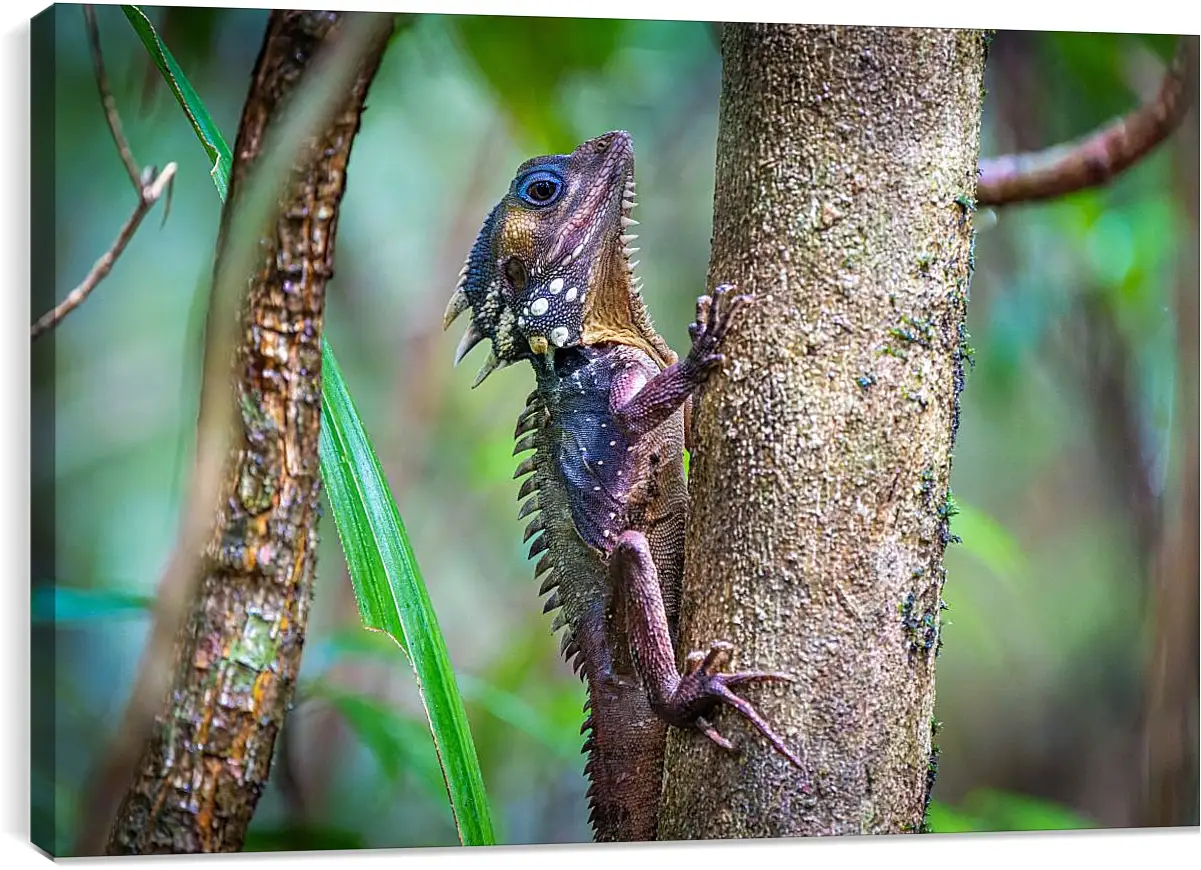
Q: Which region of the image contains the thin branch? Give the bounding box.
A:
[84,5,140,190]
[31,7,176,341]
[31,164,176,340]
[977,37,1196,207]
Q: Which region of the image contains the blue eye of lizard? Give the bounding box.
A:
[516,170,564,207]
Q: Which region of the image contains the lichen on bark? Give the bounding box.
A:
[658,24,987,839]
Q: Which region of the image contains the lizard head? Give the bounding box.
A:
[444,130,675,387]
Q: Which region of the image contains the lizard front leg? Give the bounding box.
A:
[609,284,751,439]
[609,529,805,769]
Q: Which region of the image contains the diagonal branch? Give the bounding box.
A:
[31,6,175,341]
[977,37,1196,207]
[31,164,175,340]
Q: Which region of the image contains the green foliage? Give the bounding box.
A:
[451,16,625,150]
[319,342,495,845]
[308,681,448,799]
[121,5,232,199]
[1039,32,1179,120]
[311,628,579,760]
[953,502,1028,582]
[927,790,1095,833]
[456,674,580,759]
[1136,34,1182,62]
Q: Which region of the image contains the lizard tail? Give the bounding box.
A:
[512,389,667,842]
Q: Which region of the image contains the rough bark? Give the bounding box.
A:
[104,11,393,854]
[658,24,986,839]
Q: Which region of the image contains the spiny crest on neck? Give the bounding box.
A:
[443,130,675,387]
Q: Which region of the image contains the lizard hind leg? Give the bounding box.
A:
[609,530,806,772]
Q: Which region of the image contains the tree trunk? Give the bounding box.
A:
[104,11,393,853]
[658,24,987,839]
[1141,62,1199,827]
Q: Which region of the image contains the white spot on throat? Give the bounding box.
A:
[549,277,564,294]
[530,297,549,316]
[550,326,570,347]
[565,287,578,302]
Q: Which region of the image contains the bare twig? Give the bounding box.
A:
[84,5,140,189]
[31,165,175,340]
[31,7,175,341]
[977,37,1196,206]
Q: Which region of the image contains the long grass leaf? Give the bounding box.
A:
[120,5,231,199]
[318,341,495,846]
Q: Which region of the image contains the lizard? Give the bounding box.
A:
[443,130,805,842]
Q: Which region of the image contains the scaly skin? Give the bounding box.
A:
[445,131,804,841]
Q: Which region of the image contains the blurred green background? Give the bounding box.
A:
[33,6,1196,852]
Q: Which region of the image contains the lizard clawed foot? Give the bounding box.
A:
[664,640,805,770]
[686,284,755,372]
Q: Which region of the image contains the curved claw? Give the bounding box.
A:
[700,639,735,673]
[694,294,713,334]
[696,716,735,751]
[710,682,806,771]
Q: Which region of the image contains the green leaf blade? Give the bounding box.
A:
[121,5,232,199]
[318,339,495,846]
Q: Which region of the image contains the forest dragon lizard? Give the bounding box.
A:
[443,130,804,841]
